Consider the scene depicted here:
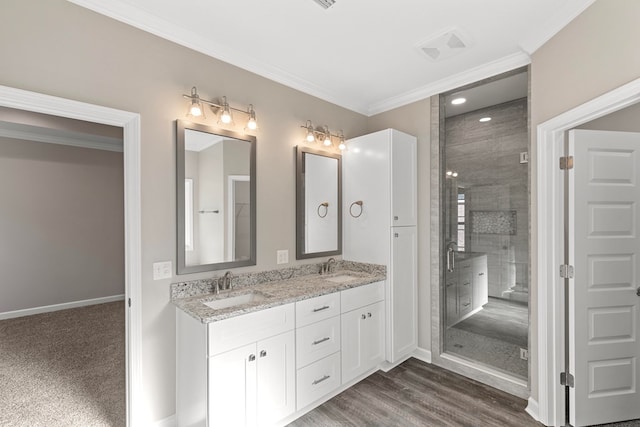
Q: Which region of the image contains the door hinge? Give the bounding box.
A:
[560,264,574,279]
[560,372,575,388]
[559,156,574,170]
[128,298,131,307]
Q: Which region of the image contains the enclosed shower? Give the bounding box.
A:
[440,70,530,380]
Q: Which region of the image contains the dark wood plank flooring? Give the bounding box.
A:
[288,358,540,427]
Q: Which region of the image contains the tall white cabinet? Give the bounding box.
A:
[343,129,418,363]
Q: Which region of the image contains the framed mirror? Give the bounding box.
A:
[176,120,256,274]
[296,146,342,259]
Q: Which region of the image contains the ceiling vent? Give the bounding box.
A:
[312,0,336,9]
[417,27,470,61]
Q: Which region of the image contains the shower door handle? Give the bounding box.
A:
[446,248,455,272]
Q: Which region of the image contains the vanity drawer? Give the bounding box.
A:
[296,292,340,327]
[296,316,341,368]
[296,352,341,410]
[207,303,294,356]
[341,281,384,313]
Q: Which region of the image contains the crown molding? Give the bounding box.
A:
[518,0,597,54]
[0,121,123,152]
[367,52,531,116]
[67,0,370,115]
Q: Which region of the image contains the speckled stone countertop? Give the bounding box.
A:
[171,261,386,324]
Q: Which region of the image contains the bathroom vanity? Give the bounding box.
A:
[446,252,488,327]
[173,263,386,427]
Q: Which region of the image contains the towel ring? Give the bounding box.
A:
[349,200,363,218]
[317,202,329,218]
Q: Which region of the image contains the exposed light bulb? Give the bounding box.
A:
[246,105,257,130]
[452,172,458,177]
[338,141,346,150]
[190,101,202,117]
[220,96,232,124]
[306,131,315,143]
[323,126,331,146]
[446,170,453,176]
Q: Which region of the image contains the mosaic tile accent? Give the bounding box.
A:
[471,210,517,235]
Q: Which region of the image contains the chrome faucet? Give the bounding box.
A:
[320,257,337,275]
[221,271,234,290]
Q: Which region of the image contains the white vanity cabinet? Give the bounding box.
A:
[341,281,385,384]
[176,303,296,427]
[445,254,488,327]
[344,129,418,364]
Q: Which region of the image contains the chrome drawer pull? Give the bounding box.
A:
[313,305,330,312]
[312,337,330,345]
[260,350,267,358]
[312,375,330,385]
[248,354,256,362]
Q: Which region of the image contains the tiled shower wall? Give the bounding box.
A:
[445,98,529,300]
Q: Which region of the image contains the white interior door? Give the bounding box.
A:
[568,129,640,426]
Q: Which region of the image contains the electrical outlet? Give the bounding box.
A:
[276,250,289,265]
[520,348,529,361]
[153,261,172,280]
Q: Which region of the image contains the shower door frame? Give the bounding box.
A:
[429,68,530,399]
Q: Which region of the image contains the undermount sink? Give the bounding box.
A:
[323,274,359,283]
[203,292,268,310]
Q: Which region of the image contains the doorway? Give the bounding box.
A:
[0,85,142,426]
[535,77,640,426]
[430,68,530,398]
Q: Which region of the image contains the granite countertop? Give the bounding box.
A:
[172,269,386,324]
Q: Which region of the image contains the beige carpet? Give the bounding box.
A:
[0,301,125,427]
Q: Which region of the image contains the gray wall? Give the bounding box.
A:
[0,0,368,421]
[445,99,529,299]
[0,136,124,312]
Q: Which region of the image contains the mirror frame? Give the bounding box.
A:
[176,119,256,274]
[295,145,342,260]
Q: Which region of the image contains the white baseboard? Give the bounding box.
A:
[379,353,414,372]
[0,294,125,320]
[412,347,432,364]
[525,397,540,423]
[153,414,177,427]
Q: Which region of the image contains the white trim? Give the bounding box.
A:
[519,0,596,54]
[0,122,123,152]
[526,397,541,422]
[152,415,176,427]
[412,347,433,364]
[0,84,143,427]
[0,294,125,320]
[366,52,531,116]
[536,77,640,426]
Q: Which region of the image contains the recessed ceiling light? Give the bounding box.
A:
[479,117,491,122]
[451,97,466,105]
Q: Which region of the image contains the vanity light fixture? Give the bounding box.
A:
[183,87,258,131]
[301,120,347,150]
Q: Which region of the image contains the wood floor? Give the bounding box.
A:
[289,358,540,427]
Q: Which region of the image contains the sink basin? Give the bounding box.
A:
[203,292,268,310]
[323,274,359,283]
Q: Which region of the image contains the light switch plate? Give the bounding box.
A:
[276,250,289,265]
[153,261,172,280]
[520,152,529,164]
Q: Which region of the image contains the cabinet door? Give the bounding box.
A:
[342,301,384,384]
[472,255,488,309]
[391,130,417,227]
[388,226,417,362]
[256,331,295,426]
[208,343,256,427]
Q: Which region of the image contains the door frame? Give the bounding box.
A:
[0,85,143,426]
[227,174,250,260]
[534,77,640,426]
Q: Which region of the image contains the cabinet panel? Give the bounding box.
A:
[391,130,417,226]
[208,303,294,356]
[296,352,341,410]
[296,316,341,368]
[295,293,340,328]
[342,301,384,384]
[256,331,295,426]
[208,343,256,427]
[341,281,384,313]
[389,226,418,362]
